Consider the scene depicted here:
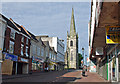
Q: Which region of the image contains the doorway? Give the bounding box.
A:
[12,61,16,75]
[17,62,23,74]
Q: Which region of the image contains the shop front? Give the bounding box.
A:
[2,53,18,75]
[107,45,120,82]
[32,56,44,72]
[18,57,29,74]
[49,61,57,71]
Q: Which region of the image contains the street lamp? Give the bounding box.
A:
[82,48,84,66]
[85,55,87,66]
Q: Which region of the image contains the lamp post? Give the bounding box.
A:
[85,55,87,66]
[82,48,84,66]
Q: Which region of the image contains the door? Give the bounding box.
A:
[12,61,16,75]
[17,62,23,74]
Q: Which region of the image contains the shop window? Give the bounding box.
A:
[10,29,15,39]
[9,41,14,53]
[70,40,73,46]
[26,46,29,57]
[21,44,24,56]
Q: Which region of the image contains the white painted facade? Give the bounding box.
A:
[0,16,6,62]
[40,36,65,62]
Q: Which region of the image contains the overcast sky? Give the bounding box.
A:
[2,2,91,57]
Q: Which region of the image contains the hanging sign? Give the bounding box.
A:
[106,26,120,44]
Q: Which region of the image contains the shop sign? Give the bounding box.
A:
[20,58,28,63]
[106,26,120,44]
[32,56,44,63]
[4,53,18,61]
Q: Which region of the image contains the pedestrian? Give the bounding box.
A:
[82,65,86,76]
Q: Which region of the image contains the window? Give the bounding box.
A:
[46,51,48,57]
[70,40,73,46]
[49,52,51,58]
[41,48,44,56]
[26,46,29,57]
[21,44,24,56]
[10,29,15,39]
[21,36,24,43]
[9,41,14,53]
[33,45,36,55]
[71,52,73,61]
[37,47,40,56]
[26,38,28,44]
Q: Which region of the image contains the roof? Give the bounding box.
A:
[1,14,31,38]
[27,31,38,42]
[43,41,51,49]
[1,14,19,31]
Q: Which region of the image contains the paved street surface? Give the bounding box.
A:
[2,70,108,83]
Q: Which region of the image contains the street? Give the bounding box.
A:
[2,70,108,83]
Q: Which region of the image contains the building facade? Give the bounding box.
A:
[65,8,78,69]
[37,36,65,70]
[89,1,120,82]
[2,15,30,75]
[29,32,45,72]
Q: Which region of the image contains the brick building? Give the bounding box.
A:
[2,15,31,75]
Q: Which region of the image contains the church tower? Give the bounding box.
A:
[65,8,78,69]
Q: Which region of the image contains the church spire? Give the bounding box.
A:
[70,8,76,37]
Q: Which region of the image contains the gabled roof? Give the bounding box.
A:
[1,14,31,38]
[1,14,19,31]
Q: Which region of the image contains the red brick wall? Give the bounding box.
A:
[14,33,22,55]
[23,36,26,56]
[4,27,11,52]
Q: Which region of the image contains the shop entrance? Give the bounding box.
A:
[17,62,23,74]
[12,61,16,75]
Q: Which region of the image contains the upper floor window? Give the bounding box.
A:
[10,29,15,39]
[26,46,29,57]
[26,38,28,45]
[70,40,73,46]
[49,52,51,58]
[21,44,24,56]
[41,48,44,56]
[21,36,24,43]
[32,45,36,55]
[9,41,14,53]
[37,47,40,56]
[46,51,48,57]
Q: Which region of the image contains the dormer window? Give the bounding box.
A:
[70,40,73,46]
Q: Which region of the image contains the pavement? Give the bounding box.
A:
[75,71,108,82]
[2,69,109,83]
